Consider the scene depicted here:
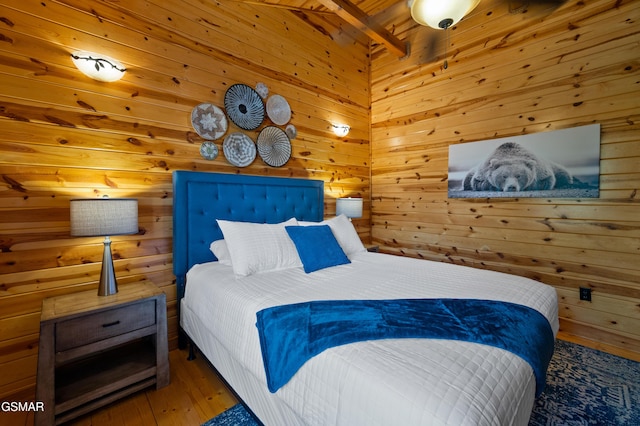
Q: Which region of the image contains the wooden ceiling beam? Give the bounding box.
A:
[316,0,408,57]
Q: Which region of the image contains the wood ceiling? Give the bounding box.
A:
[231,0,567,58]
[233,0,415,56]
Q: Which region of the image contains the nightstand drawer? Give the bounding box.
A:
[56,300,156,351]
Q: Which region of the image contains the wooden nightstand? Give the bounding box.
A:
[35,281,170,426]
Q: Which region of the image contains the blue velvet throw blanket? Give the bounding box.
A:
[256,298,555,396]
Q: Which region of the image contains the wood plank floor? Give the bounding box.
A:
[3,332,639,426]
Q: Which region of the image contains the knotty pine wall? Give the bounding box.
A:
[0,0,370,399]
[1,0,638,405]
[370,0,640,356]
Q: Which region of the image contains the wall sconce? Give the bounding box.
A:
[410,0,480,29]
[70,197,138,296]
[336,197,363,221]
[70,51,126,82]
[332,124,350,137]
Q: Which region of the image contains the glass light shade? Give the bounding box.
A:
[411,0,480,29]
[70,51,126,82]
[332,124,350,137]
[336,197,363,219]
[70,198,138,236]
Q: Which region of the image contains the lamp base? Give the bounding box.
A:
[98,236,118,296]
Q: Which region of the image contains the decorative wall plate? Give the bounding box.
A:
[224,84,265,130]
[200,141,219,160]
[223,132,256,167]
[191,103,227,140]
[266,94,291,126]
[256,82,269,99]
[285,124,297,140]
[257,126,291,167]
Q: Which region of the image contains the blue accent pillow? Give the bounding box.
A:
[285,225,351,273]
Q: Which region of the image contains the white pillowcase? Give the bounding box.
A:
[301,214,366,258]
[209,239,232,266]
[217,218,302,276]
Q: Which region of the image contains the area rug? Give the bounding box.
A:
[202,340,640,425]
[202,403,258,426]
[530,339,640,425]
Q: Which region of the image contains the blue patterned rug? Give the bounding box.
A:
[530,339,640,425]
[202,403,258,426]
[203,340,640,425]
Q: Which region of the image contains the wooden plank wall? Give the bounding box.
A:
[0,0,370,399]
[370,0,640,355]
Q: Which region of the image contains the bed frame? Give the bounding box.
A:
[172,170,325,306]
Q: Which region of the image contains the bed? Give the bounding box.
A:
[173,170,559,426]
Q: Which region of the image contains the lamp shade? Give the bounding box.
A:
[336,197,363,219]
[411,0,480,29]
[70,198,138,237]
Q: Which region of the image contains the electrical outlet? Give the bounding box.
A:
[579,287,592,302]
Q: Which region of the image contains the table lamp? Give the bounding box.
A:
[70,197,138,296]
[336,197,363,221]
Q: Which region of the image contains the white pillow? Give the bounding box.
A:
[217,218,302,276]
[301,214,366,258]
[209,240,232,266]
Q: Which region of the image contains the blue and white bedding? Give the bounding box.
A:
[181,251,558,426]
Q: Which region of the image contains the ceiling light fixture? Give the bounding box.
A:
[410,0,480,30]
[70,51,126,82]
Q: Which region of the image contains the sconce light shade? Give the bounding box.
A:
[411,0,480,29]
[70,198,138,296]
[336,197,363,220]
[70,51,126,82]
[332,124,350,137]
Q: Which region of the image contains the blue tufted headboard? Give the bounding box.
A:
[172,171,324,301]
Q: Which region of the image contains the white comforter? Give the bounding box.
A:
[181,252,558,426]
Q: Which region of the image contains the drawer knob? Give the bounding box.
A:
[102,320,121,328]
